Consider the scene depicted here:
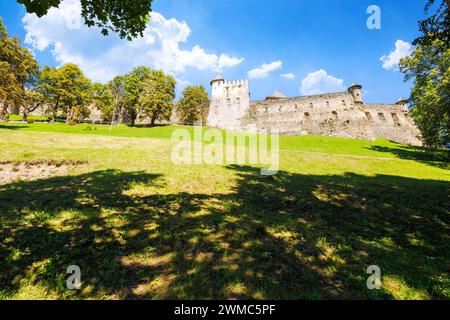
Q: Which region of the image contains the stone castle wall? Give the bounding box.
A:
[206,76,422,146]
[363,104,422,145]
[241,92,375,140]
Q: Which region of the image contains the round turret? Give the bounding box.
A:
[348,83,363,104]
[395,97,408,106]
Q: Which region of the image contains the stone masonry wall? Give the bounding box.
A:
[240,92,376,141]
[205,78,423,146]
[363,104,422,145]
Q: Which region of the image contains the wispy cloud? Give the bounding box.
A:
[281,73,295,80]
[247,60,282,79]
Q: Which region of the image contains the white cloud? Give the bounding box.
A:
[217,54,245,71]
[247,60,282,79]
[281,73,295,80]
[300,69,345,95]
[380,40,412,71]
[22,0,243,83]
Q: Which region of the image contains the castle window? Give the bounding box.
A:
[332,111,338,116]
[378,112,386,121]
[310,103,313,108]
[391,113,399,122]
[365,112,373,121]
[326,101,330,106]
[342,100,346,106]
[304,112,310,118]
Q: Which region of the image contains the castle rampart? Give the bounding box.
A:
[206,75,422,146]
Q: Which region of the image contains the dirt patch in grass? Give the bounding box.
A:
[0,160,87,185]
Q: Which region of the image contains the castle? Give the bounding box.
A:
[207,75,422,146]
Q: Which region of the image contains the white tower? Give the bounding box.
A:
[207,75,250,130]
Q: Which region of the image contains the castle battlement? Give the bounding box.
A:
[206,75,422,146]
[223,79,248,86]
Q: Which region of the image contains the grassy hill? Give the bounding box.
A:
[0,123,448,299]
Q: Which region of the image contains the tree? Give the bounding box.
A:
[138,70,176,126]
[91,82,114,122]
[108,75,126,125]
[176,85,210,125]
[17,0,153,40]
[399,1,450,147]
[123,66,151,126]
[22,89,45,122]
[0,17,40,121]
[413,0,450,52]
[399,40,450,147]
[37,63,92,123]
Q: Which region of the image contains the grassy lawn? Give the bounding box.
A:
[8,115,49,122]
[0,123,449,299]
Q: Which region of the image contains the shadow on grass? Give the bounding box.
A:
[0,125,29,130]
[366,143,450,170]
[0,168,449,299]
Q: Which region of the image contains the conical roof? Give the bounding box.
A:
[271,91,287,98]
[266,90,287,100]
[348,82,362,89]
[395,97,408,105]
[210,74,224,85]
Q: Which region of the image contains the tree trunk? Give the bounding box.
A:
[66,107,71,123]
[150,116,156,127]
[50,99,60,123]
[0,102,9,121]
[23,108,28,122]
[130,110,136,126]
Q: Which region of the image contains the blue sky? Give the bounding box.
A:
[0,0,428,102]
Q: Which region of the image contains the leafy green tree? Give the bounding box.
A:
[399,1,450,147]
[123,66,151,126]
[17,0,153,40]
[138,70,176,126]
[414,1,450,52]
[176,85,210,125]
[37,63,92,123]
[0,17,40,121]
[399,40,450,147]
[91,82,114,122]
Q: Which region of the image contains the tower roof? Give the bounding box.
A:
[395,97,408,105]
[210,74,224,85]
[266,90,287,100]
[348,83,362,91]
